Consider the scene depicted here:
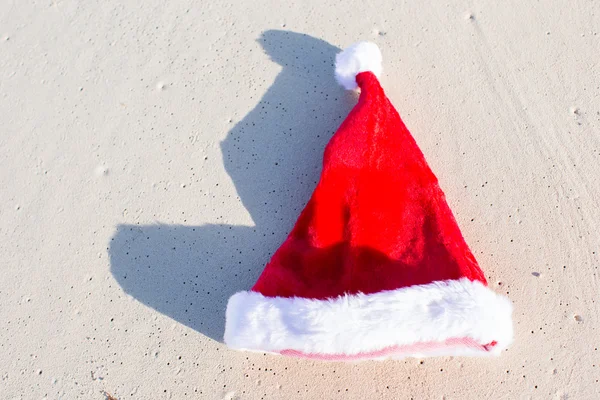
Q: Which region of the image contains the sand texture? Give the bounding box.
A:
[1,0,599,399]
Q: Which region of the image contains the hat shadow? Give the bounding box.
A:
[109,31,352,342]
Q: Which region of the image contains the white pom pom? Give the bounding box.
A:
[335,42,382,90]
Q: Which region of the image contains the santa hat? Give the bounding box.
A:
[224,42,513,361]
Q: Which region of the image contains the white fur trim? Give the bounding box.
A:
[335,42,383,90]
[224,278,513,358]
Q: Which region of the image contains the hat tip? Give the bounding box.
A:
[335,42,382,90]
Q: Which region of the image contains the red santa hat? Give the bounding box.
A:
[224,42,513,361]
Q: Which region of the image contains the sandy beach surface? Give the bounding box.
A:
[2,0,600,399]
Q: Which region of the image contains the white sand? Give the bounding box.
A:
[1,1,599,398]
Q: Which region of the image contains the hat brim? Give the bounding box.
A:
[224,278,513,361]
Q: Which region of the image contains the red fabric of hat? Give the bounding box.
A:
[224,42,513,361]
